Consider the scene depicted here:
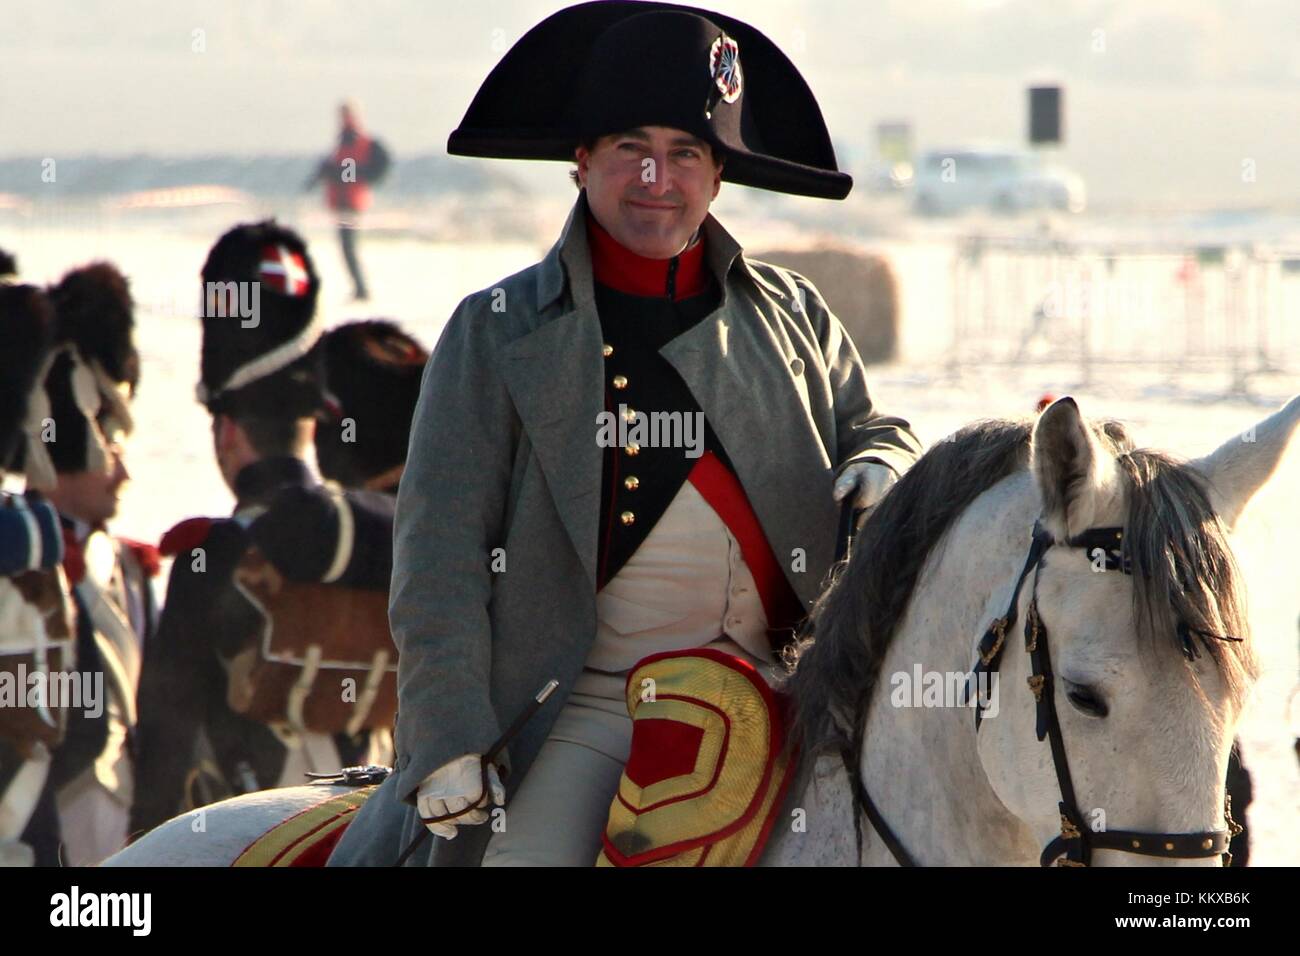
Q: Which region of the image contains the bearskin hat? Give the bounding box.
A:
[0,284,56,473]
[47,261,140,393]
[198,220,325,419]
[35,262,138,476]
[316,320,428,489]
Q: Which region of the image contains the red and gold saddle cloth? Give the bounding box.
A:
[597,648,797,867]
[231,787,373,867]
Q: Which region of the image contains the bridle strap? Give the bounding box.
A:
[967,521,1054,727]
[1042,813,1238,866]
[1024,562,1092,864]
[1068,526,1129,573]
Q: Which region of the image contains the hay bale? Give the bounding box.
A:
[751,246,899,364]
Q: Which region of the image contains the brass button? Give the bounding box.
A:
[620,510,635,526]
[612,374,628,390]
[602,343,613,358]
[624,443,640,457]
[622,406,636,421]
[624,475,640,491]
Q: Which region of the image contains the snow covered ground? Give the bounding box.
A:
[5,205,1295,865]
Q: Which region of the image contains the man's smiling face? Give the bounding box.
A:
[576,125,724,259]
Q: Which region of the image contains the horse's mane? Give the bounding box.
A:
[785,416,1257,759]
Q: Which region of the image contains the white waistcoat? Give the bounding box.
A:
[589,479,773,673]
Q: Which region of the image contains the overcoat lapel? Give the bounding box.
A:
[500,200,605,589]
[661,216,839,608]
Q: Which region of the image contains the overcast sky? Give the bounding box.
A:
[3,0,1300,204]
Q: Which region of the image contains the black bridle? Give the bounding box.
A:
[843,518,1243,867]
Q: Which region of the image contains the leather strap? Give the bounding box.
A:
[839,745,917,867]
[968,520,1054,728]
[1024,560,1091,864]
[1042,814,1236,867]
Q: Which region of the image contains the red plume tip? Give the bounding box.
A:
[159,517,214,558]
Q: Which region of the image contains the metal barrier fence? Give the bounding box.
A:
[948,235,1300,395]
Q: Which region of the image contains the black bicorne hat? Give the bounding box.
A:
[198,220,325,418]
[447,1,852,200]
[35,262,139,477]
[316,320,428,489]
[0,284,56,474]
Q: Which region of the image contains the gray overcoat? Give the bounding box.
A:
[328,193,922,866]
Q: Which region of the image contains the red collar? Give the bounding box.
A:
[61,525,86,585]
[586,212,709,301]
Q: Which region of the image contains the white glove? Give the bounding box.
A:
[832,461,898,527]
[415,754,505,840]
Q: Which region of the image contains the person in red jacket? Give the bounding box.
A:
[305,101,391,302]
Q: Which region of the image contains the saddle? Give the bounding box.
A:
[597,648,797,867]
[228,547,397,736]
[0,568,76,755]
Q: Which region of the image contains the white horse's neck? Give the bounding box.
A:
[768,472,1044,866]
[861,472,1043,864]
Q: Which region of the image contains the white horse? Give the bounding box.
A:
[104,395,1300,867]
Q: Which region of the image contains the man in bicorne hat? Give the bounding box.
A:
[329,1,921,867]
[130,223,395,836]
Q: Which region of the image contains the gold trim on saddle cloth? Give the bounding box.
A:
[597,648,796,867]
[231,787,374,867]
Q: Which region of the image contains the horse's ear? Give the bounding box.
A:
[1031,396,1121,540]
[1190,393,1300,531]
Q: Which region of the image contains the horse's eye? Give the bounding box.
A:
[1064,680,1108,718]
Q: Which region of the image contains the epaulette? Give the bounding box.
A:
[159,517,215,558]
[0,491,64,575]
[122,538,162,577]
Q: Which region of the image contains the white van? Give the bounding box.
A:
[910,147,1085,216]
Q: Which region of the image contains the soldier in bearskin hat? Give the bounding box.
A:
[245,320,427,599]
[329,2,922,867]
[129,223,399,836]
[33,262,159,866]
[0,272,71,867]
[0,261,156,866]
[315,319,427,495]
